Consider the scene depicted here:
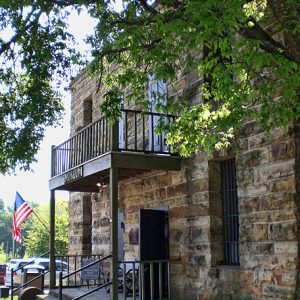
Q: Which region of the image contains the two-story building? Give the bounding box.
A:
[48,67,300,299]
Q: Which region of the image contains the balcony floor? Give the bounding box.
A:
[49,151,181,192]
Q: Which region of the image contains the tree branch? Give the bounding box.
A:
[138,0,158,14]
[238,17,298,63]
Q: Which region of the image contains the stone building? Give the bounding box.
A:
[49,67,300,299]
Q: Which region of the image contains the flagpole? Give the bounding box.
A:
[31,210,50,234]
[12,239,15,259]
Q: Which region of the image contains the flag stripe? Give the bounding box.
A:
[13,192,32,243]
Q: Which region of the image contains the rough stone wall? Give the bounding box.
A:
[68,72,101,256]
[67,70,299,299]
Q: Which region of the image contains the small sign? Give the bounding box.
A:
[129,228,139,245]
[81,258,100,281]
[64,166,83,183]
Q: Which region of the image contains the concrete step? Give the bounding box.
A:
[36,295,58,300]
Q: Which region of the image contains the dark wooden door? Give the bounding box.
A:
[139,208,169,299]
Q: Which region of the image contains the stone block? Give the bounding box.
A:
[240,212,271,224]
[189,178,209,193]
[171,169,187,185]
[236,148,269,169]
[268,222,297,241]
[274,242,297,255]
[240,224,268,242]
[259,192,296,210]
[236,168,254,186]
[271,209,297,222]
[255,160,294,183]
[167,182,188,198]
[186,265,200,278]
[241,242,274,255]
[239,196,259,213]
[170,203,209,218]
[270,140,295,161]
[248,132,269,148]
[270,176,296,193]
[262,285,294,299]
[192,255,210,267]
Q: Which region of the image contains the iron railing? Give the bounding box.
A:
[58,254,112,300]
[54,253,104,287]
[57,256,171,300]
[51,109,176,177]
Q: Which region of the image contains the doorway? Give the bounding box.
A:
[139,208,169,299]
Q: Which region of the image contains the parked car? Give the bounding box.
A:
[23,258,68,287]
[5,258,35,287]
[0,264,6,285]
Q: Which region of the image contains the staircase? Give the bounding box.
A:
[36,287,134,299]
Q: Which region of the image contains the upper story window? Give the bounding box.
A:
[148,75,168,152]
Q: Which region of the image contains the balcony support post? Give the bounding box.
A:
[111,120,119,151]
[49,189,56,289]
[110,166,118,300]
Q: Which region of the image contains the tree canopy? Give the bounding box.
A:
[1,0,300,172]
[24,200,68,256]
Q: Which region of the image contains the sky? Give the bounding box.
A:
[0,9,97,208]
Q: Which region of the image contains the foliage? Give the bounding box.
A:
[88,0,300,156]
[24,200,69,256]
[0,0,300,168]
[0,1,81,174]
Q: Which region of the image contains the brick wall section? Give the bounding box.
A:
[67,70,299,299]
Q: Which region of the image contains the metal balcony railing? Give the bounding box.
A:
[51,109,176,177]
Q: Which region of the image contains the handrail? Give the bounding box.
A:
[51,109,177,177]
[62,254,112,280]
[53,109,174,150]
[13,270,48,294]
[58,254,112,300]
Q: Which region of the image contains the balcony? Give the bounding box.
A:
[49,109,182,192]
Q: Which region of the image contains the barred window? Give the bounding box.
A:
[221,158,240,266]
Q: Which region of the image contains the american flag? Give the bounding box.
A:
[13,192,32,243]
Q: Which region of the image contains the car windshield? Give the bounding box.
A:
[8,261,17,270]
[39,262,50,270]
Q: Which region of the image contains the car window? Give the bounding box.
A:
[39,262,50,270]
[0,265,6,272]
